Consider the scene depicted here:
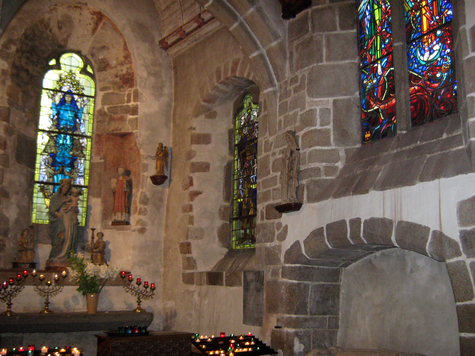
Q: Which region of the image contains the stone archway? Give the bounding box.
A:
[271,217,472,356]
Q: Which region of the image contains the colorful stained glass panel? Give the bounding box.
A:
[405,1,457,127]
[358,0,393,68]
[32,52,95,226]
[232,94,258,250]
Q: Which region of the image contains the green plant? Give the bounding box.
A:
[67,252,121,296]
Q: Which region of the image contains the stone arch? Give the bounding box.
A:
[0,2,144,264]
[277,217,472,355]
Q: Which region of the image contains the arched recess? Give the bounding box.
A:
[271,218,471,356]
[0,2,143,266]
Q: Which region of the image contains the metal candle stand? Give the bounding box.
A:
[32,269,67,314]
[0,270,28,316]
[120,271,155,313]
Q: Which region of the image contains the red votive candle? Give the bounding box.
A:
[248,332,253,336]
[121,271,126,278]
[9,278,14,285]
[18,347,25,352]
[28,345,35,351]
[2,281,6,289]
[144,281,149,288]
[16,274,22,280]
[23,270,28,277]
[136,278,141,283]
[220,332,226,338]
[128,274,133,281]
[151,283,155,290]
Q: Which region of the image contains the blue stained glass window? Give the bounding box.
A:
[358,0,396,143]
[32,52,95,226]
[405,0,457,127]
[232,94,259,249]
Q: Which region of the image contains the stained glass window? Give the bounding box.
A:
[232,94,259,249]
[32,52,95,226]
[358,0,396,143]
[405,0,457,127]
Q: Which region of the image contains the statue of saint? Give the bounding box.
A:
[281,131,300,203]
[92,232,106,265]
[47,179,79,267]
[111,168,132,225]
[15,227,35,263]
[155,143,169,176]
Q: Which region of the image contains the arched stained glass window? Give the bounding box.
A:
[32,52,95,226]
[405,0,457,127]
[357,0,457,143]
[358,0,396,143]
[232,94,259,249]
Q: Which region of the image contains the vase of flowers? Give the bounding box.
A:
[67,252,121,314]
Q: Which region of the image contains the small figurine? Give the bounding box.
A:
[150,142,169,185]
[92,232,106,265]
[111,168,132,225]
[13,225,36,268]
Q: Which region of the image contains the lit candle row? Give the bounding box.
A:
[120,271,155,290]
[0,346,81,355]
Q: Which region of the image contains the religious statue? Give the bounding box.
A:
[47,179,79,267]
[150,142,169,185]
[92,232,106,265]
[281,131,300,203]
[111,168,132,225]
[14,226,35,266]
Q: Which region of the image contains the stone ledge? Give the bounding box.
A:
[0,311,153,333]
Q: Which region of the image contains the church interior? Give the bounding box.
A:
[0,0,474,355]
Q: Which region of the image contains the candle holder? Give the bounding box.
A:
[32,269,68,314]
[0,270,28,316]
[120,272,155,313]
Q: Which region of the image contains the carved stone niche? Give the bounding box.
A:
[279,0,312,20]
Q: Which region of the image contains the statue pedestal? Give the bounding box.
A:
[150,174,168,185]
[11,262,36,269]
[275,202,303,213]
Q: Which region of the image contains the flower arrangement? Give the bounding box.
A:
[67,252,121,296]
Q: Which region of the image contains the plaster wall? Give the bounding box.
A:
[338,248,459,356]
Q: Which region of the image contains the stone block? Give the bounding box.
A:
[276,315,326,329]
[15,132,36,168]
[266,280,309,315]
[277,224,288,242]
[374,157,426,190]
[298,108,318,130]
[102,92,126,106]
[332,97,360,147]
[328,316,339,330]
[460,228,475,257]
[307,149,340,164]
[265,245,282,266]
[460,336,475,356]
[446,260,475,303]
[362,217,394,246]
[243,271,264,326]
[0,106,10,123]
[301,128,331,149]
[225,271,242,287]
[191,133,212,145]
[299,167,322,181]
[428,230,462,261]
[266,41,288,83]
[394,220,430,256]
[179,242,192,255]
[420,148,472,182]
[195,272,206,286]
[311,6,337,33]
[457,195,475,228]
[182,273,195,285]
[332,174,360,199]
[217,223,229,247]
[182,204,193,213]
[457,304,475,333]
[349,217,365,244]
[284,241,310,264]
[338,2,357,30]
[265,203,282,220]
[190,161,210,173]
[304,227,329,258]
[295,35,323,71]
[290,11,309,42]
[257,222,275,243]
[325,32,357,62]
[205,111,217,119]
[282,266,340,283]
[206,272,224,286]
[419,118,448,142]
[308,63,358,98]
[312,330,338,349]
[306,178,336,203]
[182,256,197,270]
[309,283,340,315]
[352,168,381,196]
[326,220,350,248]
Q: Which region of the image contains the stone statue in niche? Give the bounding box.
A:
[111,167,132,225]
[47,178,79,267]
[150,142,169,185]
[13,225,35,268]
[276,131,303,213]
[92,232,106,265]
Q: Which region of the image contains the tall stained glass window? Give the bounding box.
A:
[358,0,396,143]
[232,94,259,249]
[405,0,457,127]
[32,52,95,226]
